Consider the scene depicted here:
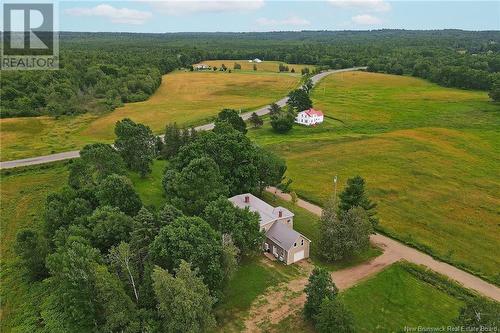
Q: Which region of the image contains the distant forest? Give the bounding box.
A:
[1,30,499,118]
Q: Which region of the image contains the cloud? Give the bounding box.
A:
[147,0,265,15]
[256,15,310,28]
[329,0,391,13]
[351,14,382,25]
[65,4,152,25]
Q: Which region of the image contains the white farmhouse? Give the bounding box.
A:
[249,58,263,63]
[295,108,324,126]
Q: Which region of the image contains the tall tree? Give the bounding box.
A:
[68,143,126,189]
[315,297,355,333]
[303,77,314,94]
[214,108,247,134]
[256,148,287,193]
[96,174,142,216]
[489,81,500,101]
[249,112,263,128]
[88,206,133,253]
[268,102,281,116]
[270,107,296,133]
[152,261,216,333]
[149,216,225,293]
[114,118,156,177]
[338,176,378,227]
[203,197,263,257]
[108,242,139,303]
[162,122,182,159]
[163,157,228,215]
[287,88,312,111]
[304,266,339,321]
[319,198,372,261]
[42,239,137,333]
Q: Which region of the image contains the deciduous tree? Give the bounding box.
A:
[96,174,142,216]
[88,206,133,253]
[149,216,225,293]
[214,108,247,134]
[162,157,228,215]
[287,88,312,111]
[114,118,156,177]
[152,261,216,333]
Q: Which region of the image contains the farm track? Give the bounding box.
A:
[0,67,366,169]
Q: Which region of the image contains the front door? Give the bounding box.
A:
[273,245,278,257]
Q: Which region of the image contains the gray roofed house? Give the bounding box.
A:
[228,193,311,265]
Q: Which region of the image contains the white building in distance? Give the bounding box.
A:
[295,108,324,126]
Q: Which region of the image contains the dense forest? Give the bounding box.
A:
[1,30,499,118]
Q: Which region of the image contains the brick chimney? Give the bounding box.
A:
[244,195,250,203]
[278,210,283,218]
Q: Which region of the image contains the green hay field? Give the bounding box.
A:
[249,71,500,284]
[342,262,464,332]
[1,70,299,161]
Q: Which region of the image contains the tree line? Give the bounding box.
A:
[2,30,499,118]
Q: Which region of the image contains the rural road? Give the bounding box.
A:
[266,187,500,302]
[0,67,367,169]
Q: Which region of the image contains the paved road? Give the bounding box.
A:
[266,187,500,302]
[0,67,366,169]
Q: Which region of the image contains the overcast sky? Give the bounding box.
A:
[30,1,500,32]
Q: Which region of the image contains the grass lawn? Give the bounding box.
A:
[215,256,302,331]
[198,60,314,74]
[1,70,299,161]
[0,163,69,332]
[342,262,464,332]
[249,71,500,284]
[128,159,168,208]
[262,192,382,270]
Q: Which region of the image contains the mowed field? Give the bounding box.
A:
[198,60,314,73]
[342,263,464,332]
[0,70,299,161]
[249,71,500,284]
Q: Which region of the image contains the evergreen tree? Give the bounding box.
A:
[304,267,339,321]
[338,176,378,227]
[316,297,355,333]
[249,112,263,128]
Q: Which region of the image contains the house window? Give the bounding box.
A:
[301,239,304,246]
[294,242,297,247]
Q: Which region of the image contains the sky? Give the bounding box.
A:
[6,0,500,32]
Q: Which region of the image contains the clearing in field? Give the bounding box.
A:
[249,71,500,284]
[0,70,299,161]
[197,60,314,74]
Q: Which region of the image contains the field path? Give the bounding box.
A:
[266,187,500,302]
[0,67,366,169]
